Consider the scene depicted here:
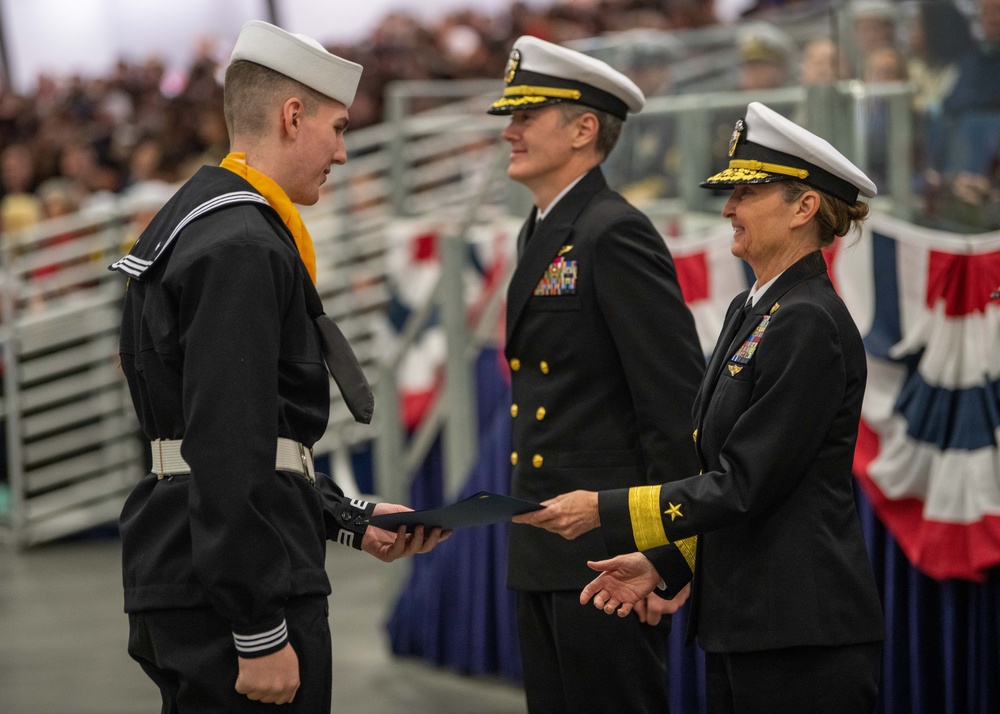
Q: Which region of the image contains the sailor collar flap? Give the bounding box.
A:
[109,168,271,280]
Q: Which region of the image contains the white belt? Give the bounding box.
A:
[151,437,316,486]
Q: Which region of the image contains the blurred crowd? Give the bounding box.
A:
[0,0,718,231]
[0,0,998,235]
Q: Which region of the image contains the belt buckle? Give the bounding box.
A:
[155,439,166,480]
[297,442,316,486]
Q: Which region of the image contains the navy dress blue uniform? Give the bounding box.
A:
[596,102,885,714]
[114,166,375,712]
[506,165,705,712]
[108,20,443,712]
[603,250,885,638]
[601,252,884,712]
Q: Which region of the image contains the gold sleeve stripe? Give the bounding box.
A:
[503,85,582,100]
[728,159,809,180]
[629,485,670,551]
[674,535,698,572]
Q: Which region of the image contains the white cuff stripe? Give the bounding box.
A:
[349,498,370,509]
[233,620,288,653]
[338,531,355,548]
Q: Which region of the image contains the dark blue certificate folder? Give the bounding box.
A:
[366,491,543,532]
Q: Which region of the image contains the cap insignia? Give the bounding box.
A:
[504,49,520,85]
[728,118,745,157]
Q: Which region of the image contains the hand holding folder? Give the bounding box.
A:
[366,491,543,532]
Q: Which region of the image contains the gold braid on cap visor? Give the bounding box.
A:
[728,159,809,180]
[490,85,583,110]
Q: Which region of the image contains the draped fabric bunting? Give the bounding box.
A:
[383,213,1000,712]
[378,218,520,430]
[385,349,523,681]
[836,213,1000,582]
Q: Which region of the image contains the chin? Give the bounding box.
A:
[291,191,320,206]
[507,165,533,185]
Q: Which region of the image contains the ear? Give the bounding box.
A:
[570,112,600,151]
[789,189,820,229]
[280,97,306,138]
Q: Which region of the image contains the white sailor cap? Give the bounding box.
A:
[230,20,362,108]
[701,102,877,202]
[487,35,644,120]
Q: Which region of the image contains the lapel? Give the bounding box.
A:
[516,206,538,258]
[505,167,606,344]
[694,293,750,425]
[694,250,829,428]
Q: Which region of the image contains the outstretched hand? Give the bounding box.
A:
[362,502,451,562]
[511,490,599,540]
[579,552,661,618]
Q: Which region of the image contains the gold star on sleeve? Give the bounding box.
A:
[664,502,683,521]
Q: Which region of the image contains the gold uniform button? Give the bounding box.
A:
[536,407,546,420]
[532,454,543,468]
[540,361,549,374]
[692,429,698,442]
[511,404,519,418]
[510,358,521,371]
[511,452,518,465]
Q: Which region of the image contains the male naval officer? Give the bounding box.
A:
[488,35,705,713]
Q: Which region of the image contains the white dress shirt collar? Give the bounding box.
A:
[536,173,588,222]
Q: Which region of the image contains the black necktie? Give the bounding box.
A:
[299,262,374,425]
[719,301,749,357]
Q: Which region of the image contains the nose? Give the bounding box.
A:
[502,120,519,143]
[333,139,347,166]
[722,190,737,218]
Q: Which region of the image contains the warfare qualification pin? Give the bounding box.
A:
[729,118,745,157]
[504,49,521,85]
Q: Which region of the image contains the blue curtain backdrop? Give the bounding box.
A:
[385,347,1000,713]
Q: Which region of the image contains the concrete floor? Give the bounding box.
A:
[0,536,527,714]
